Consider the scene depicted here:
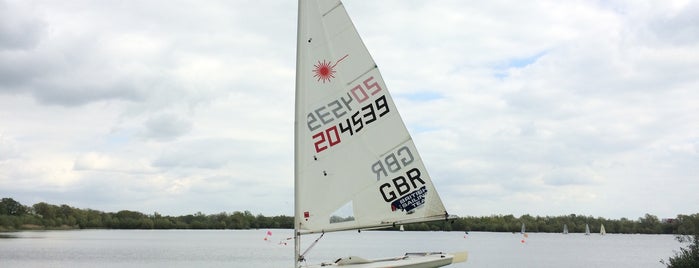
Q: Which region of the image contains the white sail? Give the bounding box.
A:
[295,0,449,235]
[563,224,568,234]
[521,223,525,234]
[294,1,465,267]
[585,224,590,235]
[600,224,606,235]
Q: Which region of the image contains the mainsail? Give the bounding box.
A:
[294,1,463,267]
[294,0,449,235]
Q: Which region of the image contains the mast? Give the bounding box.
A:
[294,0,304,266]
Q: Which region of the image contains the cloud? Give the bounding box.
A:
[140,113,192,141]
[152,138,276,170]
[0,0,46,50]
[645,1,699,45]
[0,1,48,89]
[0,2,153,106]
[73,152,154,174]
[0,1,697,219]
[0,134,19,161]
[541,167,600,186]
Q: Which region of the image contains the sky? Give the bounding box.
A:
[1,0,697,220]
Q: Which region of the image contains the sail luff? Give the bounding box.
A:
[294,0,306,265]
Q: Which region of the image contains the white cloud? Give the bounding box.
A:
[140,113,192,141]
[73,152,155,174]
[0,0,697,220]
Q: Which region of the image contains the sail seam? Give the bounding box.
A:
[322,2,343,17]
[377,137,412,158]
[347,65,378,86]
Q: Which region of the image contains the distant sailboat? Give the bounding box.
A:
[585,224,590,235]
[294,0,467,267]
[600,224,606,235]
[563,224,568,234]
[399,225,405,232]
[521,223,526,234]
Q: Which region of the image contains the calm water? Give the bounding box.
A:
[0,229,681,267]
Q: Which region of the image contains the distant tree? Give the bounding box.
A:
[83,209,103,228]
[153,212,175,229]
[676,214,699,235]
[451,217,467,231]
[617,217,636,234]
[115,210,147,229]
[329,215,354,223]
[639,214,662,234]
[33,202,58,219]
[0,198,27,216]
[229,211,250,229]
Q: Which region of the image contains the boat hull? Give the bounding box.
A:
[303,252,467,268]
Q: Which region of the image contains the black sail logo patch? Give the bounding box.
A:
[391,186,427,212]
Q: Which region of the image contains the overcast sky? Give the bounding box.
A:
[1,0,697,220]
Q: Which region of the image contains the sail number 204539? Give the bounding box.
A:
[309,76,390,153]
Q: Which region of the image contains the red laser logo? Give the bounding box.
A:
[313,54,348,83]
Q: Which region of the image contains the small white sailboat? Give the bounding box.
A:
[520,223,526,234]
[563,224,568,234]
[600,224,606,235]
[294,1,466,267]
[585,224,590,235]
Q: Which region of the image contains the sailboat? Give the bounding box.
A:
[563,224,568,234]
[294,1,466,267]
[600,224,606,235]
[584,224,590,235]
[520,223,526,234]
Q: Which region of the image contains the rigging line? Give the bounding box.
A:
[299,232,325,262]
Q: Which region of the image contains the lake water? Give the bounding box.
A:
[0,229,682,267]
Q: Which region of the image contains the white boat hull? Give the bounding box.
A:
[303,252,467,268]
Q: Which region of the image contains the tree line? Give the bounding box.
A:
[0,198,293,230]
[444,213,699,235]
[1,197,698,234]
